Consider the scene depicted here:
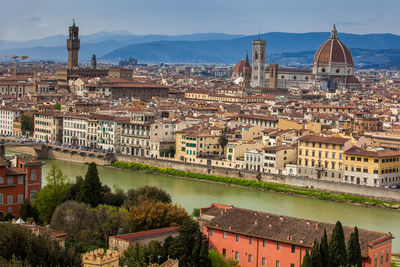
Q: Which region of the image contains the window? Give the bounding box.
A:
[277,241,280,250]
[381,252,383,264]
[7,195,13,204]
[235,251,239,260]
[31,169,37,180]
[291,264,295,267]
[0,193,3,204]
[386,250,389,262]
[276,260,280,267]
[8,177,13,185]
[18,175,23,185]
[364,158,368,162]
[236,234,240,242]
[222,248,226,255]
[248,254,253,263]
[18,194,23,204]
[263,239,267,247]
[223,231,226,239]
[374,254,378,267]
[249,237,253,244]
[210,229,214,236]
[0,177,3,184]
[291,244,296,253]
[262,257,266,266]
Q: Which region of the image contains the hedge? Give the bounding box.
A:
[111,161,398,207]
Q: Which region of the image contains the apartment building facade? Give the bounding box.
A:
[297,135,351,181]
[343,146,400,187]
[33,112,63,143]
[0,107,22,136]
[201,204,393,267]
[0,155,43,216]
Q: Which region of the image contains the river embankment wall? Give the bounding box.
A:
[8,145,400,203]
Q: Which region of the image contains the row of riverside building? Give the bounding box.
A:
[0,104,398,188]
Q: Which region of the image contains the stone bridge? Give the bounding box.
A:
[4,141,114,165]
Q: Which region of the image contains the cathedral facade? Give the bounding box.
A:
[244,25,359,91]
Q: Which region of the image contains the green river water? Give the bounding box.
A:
[40,159,400,253]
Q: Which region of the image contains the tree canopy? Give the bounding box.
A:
[124,185,172,207]
[128,201,189,232]
[32,165,70,224]
[0,223,81,266]
[77,163,104,207]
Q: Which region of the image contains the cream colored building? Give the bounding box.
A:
[0,107,22,136]
[33,111,63,143]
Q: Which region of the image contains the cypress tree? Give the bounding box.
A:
[301,250,312,267]
[198,238,211,267]
[320,229,329,267]
[328,221,347,267]
[77,163,103,207]
[311,239,323,267]
[347,227,363,267]
[191,231,202,266]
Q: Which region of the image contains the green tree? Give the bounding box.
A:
[51,201,130,250]
[192,208,200,218]
[168,219,209,266]
[301,250,312,267]
[199,239,211,267]
[328,221,347,267]
[320,229,329,267]
[218,133,229,155]
[310,239,323,267]
[19,200,40,223]
[0,223,81,266]
[103,185,127,207]
[66,175,84,200]
[347,227,363,267]
[33,165,70,224]
[77,163,103,207]
[53,103,61,110]
[122,241,167,267]
[124,186,172,207]
[208,250,239,267]
[21,115,34,132]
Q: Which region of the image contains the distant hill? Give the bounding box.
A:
[0,32,244,51]
[2,31,400,68]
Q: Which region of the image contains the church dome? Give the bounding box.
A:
[313,24,353,66]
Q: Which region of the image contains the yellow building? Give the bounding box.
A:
[297,135,351,181]
[343,147,400,187]
[175,127,221,163]
[277,118,302,131]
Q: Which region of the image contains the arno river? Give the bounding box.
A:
[40,159,400,253]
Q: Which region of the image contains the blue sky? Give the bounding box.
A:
[1,0,398,41]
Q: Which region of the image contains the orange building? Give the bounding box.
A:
[201,204,393,267]
[0,153,43,217]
